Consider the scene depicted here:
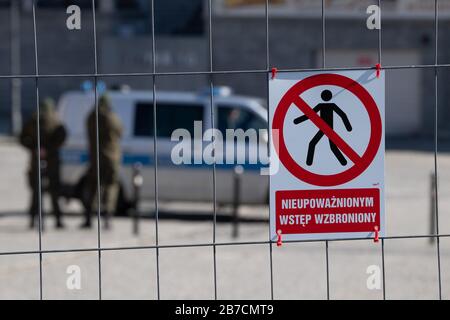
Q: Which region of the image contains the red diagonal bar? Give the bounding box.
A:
[292,95,362,165]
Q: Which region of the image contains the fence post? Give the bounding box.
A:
[232,165,244,238]
[10,0,22,136]
[132,163,143,235]
[430,171,436,244]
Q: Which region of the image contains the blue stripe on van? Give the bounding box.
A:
[61,149,267,171]
[61,149,152,166]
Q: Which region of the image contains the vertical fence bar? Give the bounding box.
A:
[207,0,219,300]
[150,0,161,300]
[91,0,103,300]
[321,0,326,68]
[10,0,22,136]
[31,0,44,300]
[381,238,386,299]
[265,0,275,301]
[377,0,382,64]
[321,0,330,301]
[325,241,330,300]
[378,0,387,301]
[430,172,437,242]
[434,0,442,300]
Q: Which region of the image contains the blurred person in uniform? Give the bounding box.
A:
[20,98,67,229]
[82,95,123,229]
[226,108,253,130]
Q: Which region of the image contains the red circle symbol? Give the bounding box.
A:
[272,73,382,186]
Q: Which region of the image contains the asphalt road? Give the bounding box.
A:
[1,138,450,299]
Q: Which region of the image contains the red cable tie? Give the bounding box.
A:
[375,63,381,78]
[271,67,278,80]
[276,229,283,247]
[373,226,379,243]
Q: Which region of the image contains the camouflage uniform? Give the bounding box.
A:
[20,98,67,229]
[82,95,123,228]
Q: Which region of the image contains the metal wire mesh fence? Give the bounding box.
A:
[0,0,447,300]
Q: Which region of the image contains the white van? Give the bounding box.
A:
[58,88,270,214]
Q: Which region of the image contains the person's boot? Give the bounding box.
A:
[79,220,92,229]
[80,209,93,229]
[103,213,111,230]
[29,216,45,231]
[38,218,46,233]
[55,219,65,229]
[29,216,35,230]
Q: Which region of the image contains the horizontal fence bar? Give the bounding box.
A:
[0,232,448,257]
[0,63,449,80]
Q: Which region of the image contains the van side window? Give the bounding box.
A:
[134,102,204,138]
[217,105,266,134]
[134,102,154,137]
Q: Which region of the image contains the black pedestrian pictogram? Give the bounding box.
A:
[293,90,353,166]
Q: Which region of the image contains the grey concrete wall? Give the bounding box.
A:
[0,8,448,137]
[0,9,208,134]
[211,16,450,137]
[0,10,113,133]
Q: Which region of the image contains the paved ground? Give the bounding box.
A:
[1,137,450,300]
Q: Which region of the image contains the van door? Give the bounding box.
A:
[130,100,156,200]
[132,100,209,202]
[215,103,268,204]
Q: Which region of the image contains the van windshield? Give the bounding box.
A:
[217,105,267,134]
[256,98,267,110]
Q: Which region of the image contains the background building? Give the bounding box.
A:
[0,0,448,137]
[212,0,450,137]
